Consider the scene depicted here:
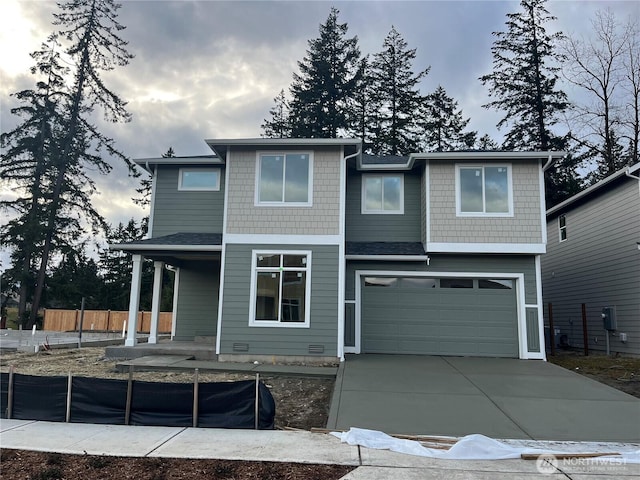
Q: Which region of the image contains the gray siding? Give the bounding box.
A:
[174,260,220,340]
[220,244,339,356]
[345,167,423,242]
[344,303,356,348]
[542,178,640,355]
[151,166,225,237]
[346,254,538,305]
[526,307,540,353]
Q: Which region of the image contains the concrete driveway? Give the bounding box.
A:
[327,355,640,442]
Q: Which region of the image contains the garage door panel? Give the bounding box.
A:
[362,276,519,357]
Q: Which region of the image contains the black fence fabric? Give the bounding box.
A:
[1,372,8,418]
[3,373,275,429]
[12,374,67,422]
[71,377,127,425]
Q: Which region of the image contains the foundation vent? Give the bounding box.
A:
[232,343,249,352]
[308,344,325,354]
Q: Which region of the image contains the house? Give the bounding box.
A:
[541,163,640,356]
[111,138,565,362]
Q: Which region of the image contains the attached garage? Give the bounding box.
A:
[360,275,519,357]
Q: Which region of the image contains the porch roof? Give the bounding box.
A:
[345,242,428,261]
[109,232,222,254]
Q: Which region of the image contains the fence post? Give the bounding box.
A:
[106,310,111,332]
[254,373,260,430]
[66,372,73,422]
[581,303,589,356]
[192,368,199,428]
[7,365,14,419]
[125,365,133,425]
[548,303,555,356]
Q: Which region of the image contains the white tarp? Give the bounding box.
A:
[331,427,640,463]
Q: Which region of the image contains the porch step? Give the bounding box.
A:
[105,341,217,361]
[115,355,194,373]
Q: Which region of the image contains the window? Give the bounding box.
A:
[179,168,220,191]
[250,251,311,327]
[362,174,404,214]
[559,214,567,242]
[457,165,512,216]
[364,277,398,287]
[479,279,514,289]
[256,153,312,205]
[440,278,473,288]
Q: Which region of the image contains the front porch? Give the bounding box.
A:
[105,338,217,361]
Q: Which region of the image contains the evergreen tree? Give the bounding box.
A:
[288,8,362,138]
[421,86,477,151]
[480,0,568,151]
[476,134,501,150]
[4,0,135,326]
[368,26,429,155]
[261,90,291,138]
[347,56,373,148]
[47,250,102,309]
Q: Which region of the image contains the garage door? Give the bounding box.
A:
[361,276,518,357]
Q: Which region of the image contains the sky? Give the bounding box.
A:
[0,0,638,269]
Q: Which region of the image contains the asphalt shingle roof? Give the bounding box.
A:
[346,242,426,256]
[124,232,222,246]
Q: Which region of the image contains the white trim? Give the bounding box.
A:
[410,151,567,161]
[534,255,546,360]
[539,159,547,245]
[248,249,312,328]
[345,255,430,261]
[345,299,356,304]
[147,166,157,238]
[426,242,546,254]
[360,173,405,214]
[215,244,226,354]
[171,267,180,339]
[224,234,340,245]
[337,146,347,360]
[222,147,230,235]
[455,164,514,217]
[135,156,222,167]
[425,162,430,244]
[558,214,567,243]
[148,261,164,344]
[109,244,222,252]
[254,151,313,207]
[178,167,221,191]
[354,269,531,359]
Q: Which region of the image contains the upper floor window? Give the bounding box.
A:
[250,251,311,328]
[558,214,567,242]
[179,168,220,191]
[256,153,312,206]
[456,165,512,216]
[362,174,404,214]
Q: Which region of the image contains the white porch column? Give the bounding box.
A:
[148,261,164,344]
[125,254,143,347]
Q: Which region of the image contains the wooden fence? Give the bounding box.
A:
[43,309,172,333]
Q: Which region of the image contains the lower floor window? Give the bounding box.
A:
[251,251,311,326]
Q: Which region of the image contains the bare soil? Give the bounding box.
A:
[1,347,346,479]
[548,349,640,398]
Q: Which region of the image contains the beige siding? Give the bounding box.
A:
[429,160,543,244]
[226,147,341,235]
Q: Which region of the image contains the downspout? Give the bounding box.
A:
[542,153,555,172]
[337,145,362,362]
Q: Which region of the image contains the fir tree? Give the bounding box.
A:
[368,26,429,155]
[288,8,362,138]
[261,90,291,138]
[421,86,477,152]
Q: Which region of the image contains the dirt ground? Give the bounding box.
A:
[548,349,640,398]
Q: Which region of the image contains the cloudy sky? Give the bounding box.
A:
[0,0,638,267]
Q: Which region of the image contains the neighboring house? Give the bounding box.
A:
[112,138,564,362]
[542,163,640,356]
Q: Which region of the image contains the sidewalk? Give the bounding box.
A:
[2,419,638,478]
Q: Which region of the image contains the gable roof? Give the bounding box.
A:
[206,138,362,161]
[547,162,640,218]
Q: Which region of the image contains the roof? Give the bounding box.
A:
[346,242,427,257]
[547,162,640,218]
[110,232,222,252]
[206,138,362,160]
[134,155,222,172]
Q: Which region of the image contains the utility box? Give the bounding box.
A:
[602,306,617,331]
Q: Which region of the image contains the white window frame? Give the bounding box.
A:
[255,151,313,207]
[361,173,405,214]
[558,214,567,242]
[455,164,513,217]
[248,249,312,328]
[178,167,221,191]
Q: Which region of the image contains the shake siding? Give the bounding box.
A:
[345,168,422,242]
[346,255,538,304]
[151,166,225,237]
[429,160,543,244]
[174,260,220,340]
[220,244,339,356]
[542,178,640,355]
[225,147,341,235]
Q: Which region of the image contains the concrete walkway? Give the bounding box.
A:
[2,419,638,478]
[328,355,640,442]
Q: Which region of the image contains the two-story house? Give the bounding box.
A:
[112,138,564,362]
